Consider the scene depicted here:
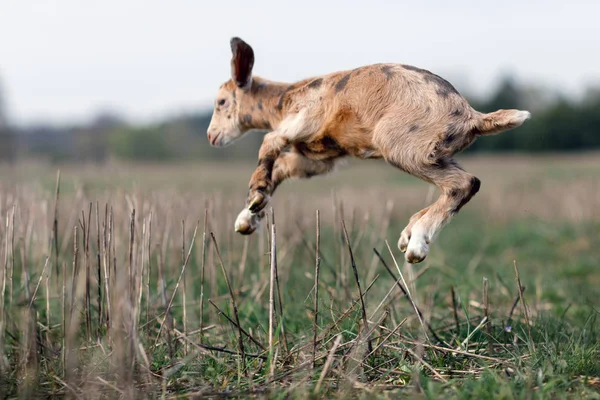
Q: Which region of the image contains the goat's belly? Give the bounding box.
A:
[294,139,347,161]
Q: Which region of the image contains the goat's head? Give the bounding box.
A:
[207,37,255,147]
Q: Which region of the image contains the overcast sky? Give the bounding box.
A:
[1,0,599,127]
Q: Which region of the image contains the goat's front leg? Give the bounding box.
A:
[235,148,335,234]
[234,132,289,234]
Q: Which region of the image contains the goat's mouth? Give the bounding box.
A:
[209,132,222,147]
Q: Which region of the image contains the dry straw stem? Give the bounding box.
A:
[373,247,443,345]
[269,208,276,357]
[200,207,208,342]
[483,277,493,354]
[154,221,198,346]
[95,203,102,338]
[272,215,288,357]
[451,286,460,336]
[341,219,373,354]
[384,240,431,344]
[210,231,247,375]
[181,220,188,356]
[315,333,343,393]
[0,214,7,373]
[209,299,266,350]
[312,209,321,371]
[52,170,60,282]
[513,260,534,351]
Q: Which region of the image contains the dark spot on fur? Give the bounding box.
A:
[243,114,252,124]
[408,124,419,133]
[308,78,323,89]
[402,64,429,74]
[257,100,263,110]
[451,109,462,117]
[276,85,293,111]
[431,157,460,170]
[322,136,343,151]
[450,177,481,214]
[403,64,459,97]
[252,81,267,94]
[232,90,236,100]
[444,122,464,145]
[469,124,482,136]
[335,74,351,93]
[432,158,448,169]
[381,65,394,80]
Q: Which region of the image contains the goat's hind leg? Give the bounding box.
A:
[404,160,481,263]
[398,206,430,252]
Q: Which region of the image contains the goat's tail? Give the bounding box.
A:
[471,109,531,136]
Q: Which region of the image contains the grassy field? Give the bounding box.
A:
[0,153,599,399]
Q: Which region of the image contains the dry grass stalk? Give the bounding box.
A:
[513,260,534,350]
[210,231,247,375]
[341,219,372,354]
[155,221,198,346]
[102,204,112,344]
[181,220,188,356]
[483,277,493,353]
[28,254,50,309]
[95,202,102,339]
[384,240,431,344]
[145,211,152,339]
[269,208,277,376]
[373,247,443,345]
[199,207,208,343]
[0,212,7,373]
[312,209,321,371]
[53,170,60,284]
[451,286,460,336]
[209,299,266,350]
[128,209,135,307]
[8,205,14,307]
[272,224,288,357]
[315,333,343,393]
[83,204,92,341]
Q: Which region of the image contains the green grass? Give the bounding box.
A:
[0,156,599,399]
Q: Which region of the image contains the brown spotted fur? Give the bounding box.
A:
[206,37,531,263]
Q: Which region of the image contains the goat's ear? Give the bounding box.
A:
[230,37,254,90]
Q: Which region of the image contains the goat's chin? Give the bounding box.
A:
[217,137,239,148]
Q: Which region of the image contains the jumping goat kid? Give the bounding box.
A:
[207,37,531,264]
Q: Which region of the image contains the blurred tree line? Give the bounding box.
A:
[0,74,599,165]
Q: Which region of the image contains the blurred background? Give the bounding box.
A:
[1,0,600,165]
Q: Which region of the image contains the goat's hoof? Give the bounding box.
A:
[398,230,411,253]
[248,190,270,213]
[405,238,429,264]
[234,208,263,235]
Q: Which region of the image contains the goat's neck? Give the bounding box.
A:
[238,77,292,131]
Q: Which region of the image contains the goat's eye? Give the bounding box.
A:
[218,99,226,106]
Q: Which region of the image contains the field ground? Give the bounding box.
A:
[0,153,599,399]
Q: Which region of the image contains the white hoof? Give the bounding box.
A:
[398,229,411,253]
[234,208,262,235]
[405,236,429,264]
